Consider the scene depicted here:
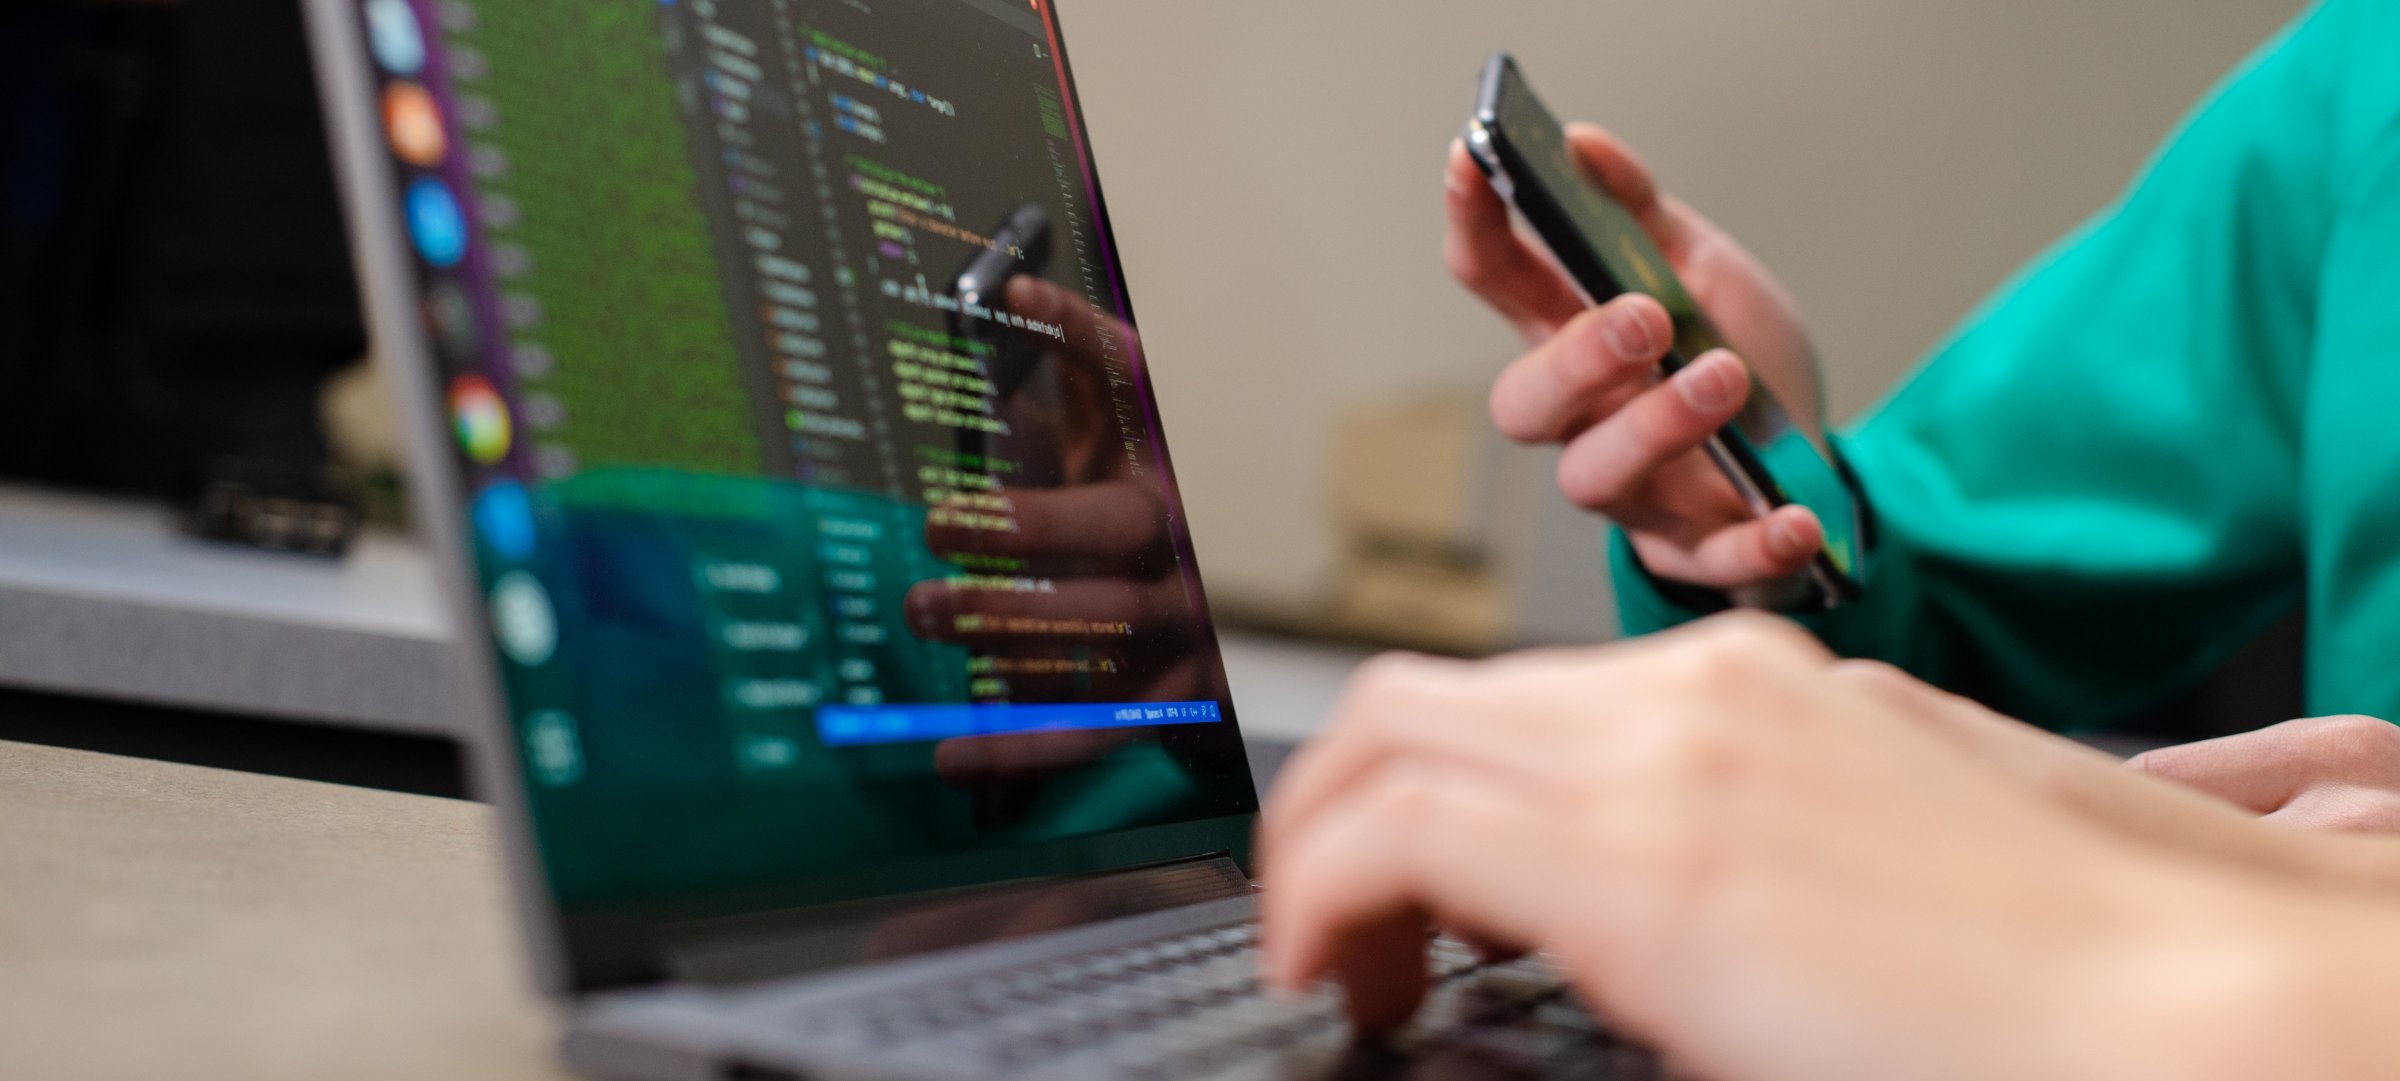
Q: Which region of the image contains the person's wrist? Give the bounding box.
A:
[2049,863,2314,1081]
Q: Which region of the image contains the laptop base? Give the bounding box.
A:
[567,895,1660,1081]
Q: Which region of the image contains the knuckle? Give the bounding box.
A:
[1828,659,1913,696]
[1342,653,1448,722]
[1366,766,1454,827]
[1356,650,1440,688]
[2298,715,2400,769]
[1699,610,1815,655]
[1650,634,1744,691]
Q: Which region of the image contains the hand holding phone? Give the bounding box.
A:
[1456,55,1863,609]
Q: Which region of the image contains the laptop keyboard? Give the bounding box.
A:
[814,921,1659,1080]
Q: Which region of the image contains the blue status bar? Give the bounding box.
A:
[816,700,1225,748]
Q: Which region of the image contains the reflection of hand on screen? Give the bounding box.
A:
[907,278,1214,786]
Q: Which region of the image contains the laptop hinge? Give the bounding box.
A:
[660,854,1255,988]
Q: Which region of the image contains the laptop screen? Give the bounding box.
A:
[335,0,1257,977]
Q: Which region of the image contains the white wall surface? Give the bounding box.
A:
[1059,0,2303,607]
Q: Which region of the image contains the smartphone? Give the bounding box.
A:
[1465,54,1864,609]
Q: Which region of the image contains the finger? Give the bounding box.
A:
[1265,628,1822,857]
[2130,717,2400,815]
[1261,763,1568,1029]
[1004,276,1133,372]
[2265,786,2400,835]
[923,479,1166,567]
[1261,646,1667,861]
[1443,926,1532,966]
[1263,654,1546,855]
[1445,140,1587,341]
[1310,908,1430,1034]
[2129,725,2315,814]
[1561,124,1690,259]
[1488,296,1675,445]
[1665,506,1824,587]
[1552,350,1749,513]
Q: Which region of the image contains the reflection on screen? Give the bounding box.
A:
[353,0,1256,916]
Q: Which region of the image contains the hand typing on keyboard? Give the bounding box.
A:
[1258,613,2287,1081]
[816,922,1650,1080]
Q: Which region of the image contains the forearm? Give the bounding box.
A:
[2082,866,2400,1081]
[1911,852,2400,1081]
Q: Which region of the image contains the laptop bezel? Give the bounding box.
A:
[301,0,582,993]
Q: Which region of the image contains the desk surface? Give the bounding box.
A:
[0,735,1309,1081]
[0,738,571,1081]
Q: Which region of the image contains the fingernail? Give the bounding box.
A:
[1675,353,1740,413]
[1769,515,1806,557]
[1601,307,1653,361]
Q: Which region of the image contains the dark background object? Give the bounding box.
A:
[184,457,363,556]
[2109,608,2308,750]
[0,676,1310,808]
[0,0,364,508]
[0,682,468,799]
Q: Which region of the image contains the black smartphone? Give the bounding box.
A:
[1465,53,1864,609]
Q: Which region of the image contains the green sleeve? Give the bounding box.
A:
[1613,0,2387,730]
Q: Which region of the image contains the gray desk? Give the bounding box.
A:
[0,739,570,1081]
[0,484,1375,747]
[0,485,455,735]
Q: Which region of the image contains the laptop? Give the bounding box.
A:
[302,0,1660,1076]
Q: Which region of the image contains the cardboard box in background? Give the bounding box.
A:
[1220,393,1621,656]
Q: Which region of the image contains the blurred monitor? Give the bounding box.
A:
[0,0,365,511]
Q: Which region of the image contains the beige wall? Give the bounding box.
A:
[1062,0,2303,608]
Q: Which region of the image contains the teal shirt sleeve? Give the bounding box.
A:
[1612,0,2394,730]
